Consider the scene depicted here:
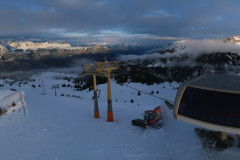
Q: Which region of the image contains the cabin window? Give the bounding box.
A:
[178,87,240,128]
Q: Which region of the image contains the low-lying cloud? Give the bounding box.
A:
[176,39,240,55]
[118,38,240,67]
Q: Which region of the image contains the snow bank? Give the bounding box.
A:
[0,90,26,114]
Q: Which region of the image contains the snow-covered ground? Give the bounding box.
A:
[0,89,26,114]
[0,72,239,160]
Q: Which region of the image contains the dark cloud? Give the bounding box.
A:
[0,0,239,45]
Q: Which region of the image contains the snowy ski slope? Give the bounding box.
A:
[0,72,239,160]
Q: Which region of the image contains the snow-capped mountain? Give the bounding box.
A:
[0,40,111,61]
[159,36,240,66]
[0,43,8,56]
[223,35,240,45]
[120,36,240,67]
[8,41,72,50]
[0,40,110,54]
[0,40,112,71]
[164,35,240,55]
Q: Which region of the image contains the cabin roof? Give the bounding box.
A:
[187,73,240,93]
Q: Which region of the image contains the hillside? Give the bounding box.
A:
[115,36,240,85]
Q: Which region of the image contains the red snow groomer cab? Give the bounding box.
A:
[132,106,163,128]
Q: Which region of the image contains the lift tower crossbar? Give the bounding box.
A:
[83,61,120,122]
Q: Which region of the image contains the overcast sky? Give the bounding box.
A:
[0,0,239,46]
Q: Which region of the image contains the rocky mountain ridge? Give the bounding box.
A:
[0,44,7,54]
[0,41,114,71]
[8,41,72,50]
[0,41,112,60]
[150,35,240,67]
[116,36,240,84]
[0,40,149,72]
[223,35,240,45]
[0,40,111,54]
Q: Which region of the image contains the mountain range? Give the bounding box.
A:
[143,35,240,67]
[115,36,240,84]
[1,36,240,72]
[0,41,111,57]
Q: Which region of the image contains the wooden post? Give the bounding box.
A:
[107,71,114,122]
[93,73,99,118]
[52,85,58,96]
[220,132,227,141]
[237,134,240,147]
[219,132,228,148]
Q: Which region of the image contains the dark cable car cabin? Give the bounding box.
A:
[174,73,240,135]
